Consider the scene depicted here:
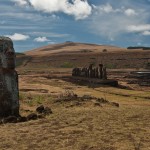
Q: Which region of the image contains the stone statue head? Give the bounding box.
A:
[0,37,16,69]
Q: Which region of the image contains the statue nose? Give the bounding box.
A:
[8,51,14,55]
[6,49,15,56]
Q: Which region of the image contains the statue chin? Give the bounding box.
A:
[7,63,15,69]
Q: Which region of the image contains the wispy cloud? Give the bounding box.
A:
[30,32,69,38]
[127,24,150,32]
[124,9,137,16]
[5,33,30,41]
[89,1,150,40]
[11,0,28,6]
[34,36,50,42]
[142,30,150,36]
[126,24,150,37]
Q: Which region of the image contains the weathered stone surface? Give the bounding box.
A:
[43,107,53,115]
[37,114,45,119]
[36,105,45,114]
[110,102,119,107]
[0,36,19,117]
[36,105,52,115]
[18,116,27,122]
[2,116,18,123]
[27,113,38,120]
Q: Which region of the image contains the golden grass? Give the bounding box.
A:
[0,73,150,150]
[0,105,150,150]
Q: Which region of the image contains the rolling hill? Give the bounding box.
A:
[16,42,150,70]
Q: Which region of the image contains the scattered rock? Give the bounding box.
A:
[75,102,82,106]
[94,102,102,107]
[27,113,38,120]
[111,102,119,107]
[36,105,45,114]
[2,116,18,123]
[36,105,52,116]
[37,114,45,119]
[0,108,48,124]
[18,116,27,122]
[74,94,78,98]
[96,98,108,103]
[43,107,53,115]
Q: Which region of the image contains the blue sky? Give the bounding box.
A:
[0,0,150,52]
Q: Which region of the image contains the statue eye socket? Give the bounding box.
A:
[3,43,9,53]
[4,43,8,49]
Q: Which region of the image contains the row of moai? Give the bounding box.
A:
[72,64,107,79]
[0,36,19,117]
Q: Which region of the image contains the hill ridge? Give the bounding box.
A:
[25,42,126,56]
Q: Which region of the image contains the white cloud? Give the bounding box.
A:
[101,3,113,13]
[127,24,150,32]
[124,9,137,16]
[34,37,50,42]
[12,0,28,6]
[29,32,69,38]
[6,33,30,41]
[96,3,119,13]
[62,0,92,20]
[89,2,149,40]
[14,0,92,20]
[142,30,150,36]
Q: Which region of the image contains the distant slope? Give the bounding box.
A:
[25,42,127,56]
[16,42,150,70]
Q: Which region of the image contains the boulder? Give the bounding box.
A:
[36,105,45,114]
[27,113,38,120]
[2,116,18,123]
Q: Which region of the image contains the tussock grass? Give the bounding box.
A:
[1,72,149,150]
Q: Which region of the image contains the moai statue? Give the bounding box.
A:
[0,37,19,117]
[103,67,107,79]
[93,68,96,78]
[87,68,89,77]
[81,67,86,77]
[95,67,99,78]
[88,64,93,78]
[99,64,103,79]
[77,68,81,76]
[72,68,76,76]
[85,68,88,77]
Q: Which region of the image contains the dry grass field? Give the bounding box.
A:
[0,42,150,150]
[0,70,149,150]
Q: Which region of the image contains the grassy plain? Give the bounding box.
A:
[0,69,149,150]
[0,42,150,150]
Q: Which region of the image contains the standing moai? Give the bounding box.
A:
[87,68,89,77]
[99,64,103,79]
[95,67,99,78]
[93,68,96,78]
[103,67,107,79]
[85,67,88,77]
[88,64,93,78]
[0,37,19,117]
